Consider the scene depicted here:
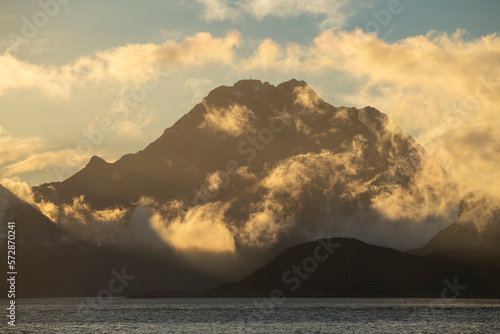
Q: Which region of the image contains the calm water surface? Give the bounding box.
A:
[2,298,500,333]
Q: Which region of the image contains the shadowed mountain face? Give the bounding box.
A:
[26,79,457,279]
[0,185,222,297]
[203,238,500,298]
[34,79,434,209]
[410,192,500,265]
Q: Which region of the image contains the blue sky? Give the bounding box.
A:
[0,0,499,190]
[3,1,499,63]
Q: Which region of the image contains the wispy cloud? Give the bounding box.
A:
[194,0,364,28]
[0,176,35,202]
[0,30,241,98]
[199,102,255,136]
[0,126,45,166]
[1,149,90,177]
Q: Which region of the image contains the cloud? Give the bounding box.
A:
[235,106,459,250]
[16,191,239,276]
[241,38,304,72]
[19,191,237,255]
[0,177,59,234]
[195,0,240,21]
[1,149,89,177]
[195,0,360,27]
[0,126,45,166]
[455,191,500,233]
[125,198,240,278]
[0,31,241,97]
[0,127,91,181]
[237,28,500,199]
[240,208,291,248]
[315,29,500,197]
[199,101,255,136]
[0,53,71,97]
[0,177,34,202]
[371,157,457,222]
[155,30,241,66]
[205,170,226,193]
[239,147,368,248]
[293,85,323,111]
[95,30,240,81]
[151,201,236,253]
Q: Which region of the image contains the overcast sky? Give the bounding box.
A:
[1,0,499,189]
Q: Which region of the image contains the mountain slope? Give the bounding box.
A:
[409,192,500,266]
[203,238,500,298]
[0,185,221,297]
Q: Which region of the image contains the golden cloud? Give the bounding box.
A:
[0,31,241,97]
[1,149,89,177]
[0,126,45,166]
[199,102,255,136]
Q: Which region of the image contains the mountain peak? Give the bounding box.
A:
[199,78,317,117]
[87,155,108,167]
[231,78,308,90]
[277,78,308,88]
[33,78,446,252]
[233,79,263,87]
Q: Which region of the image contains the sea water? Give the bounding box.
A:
[3,297,500,333]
